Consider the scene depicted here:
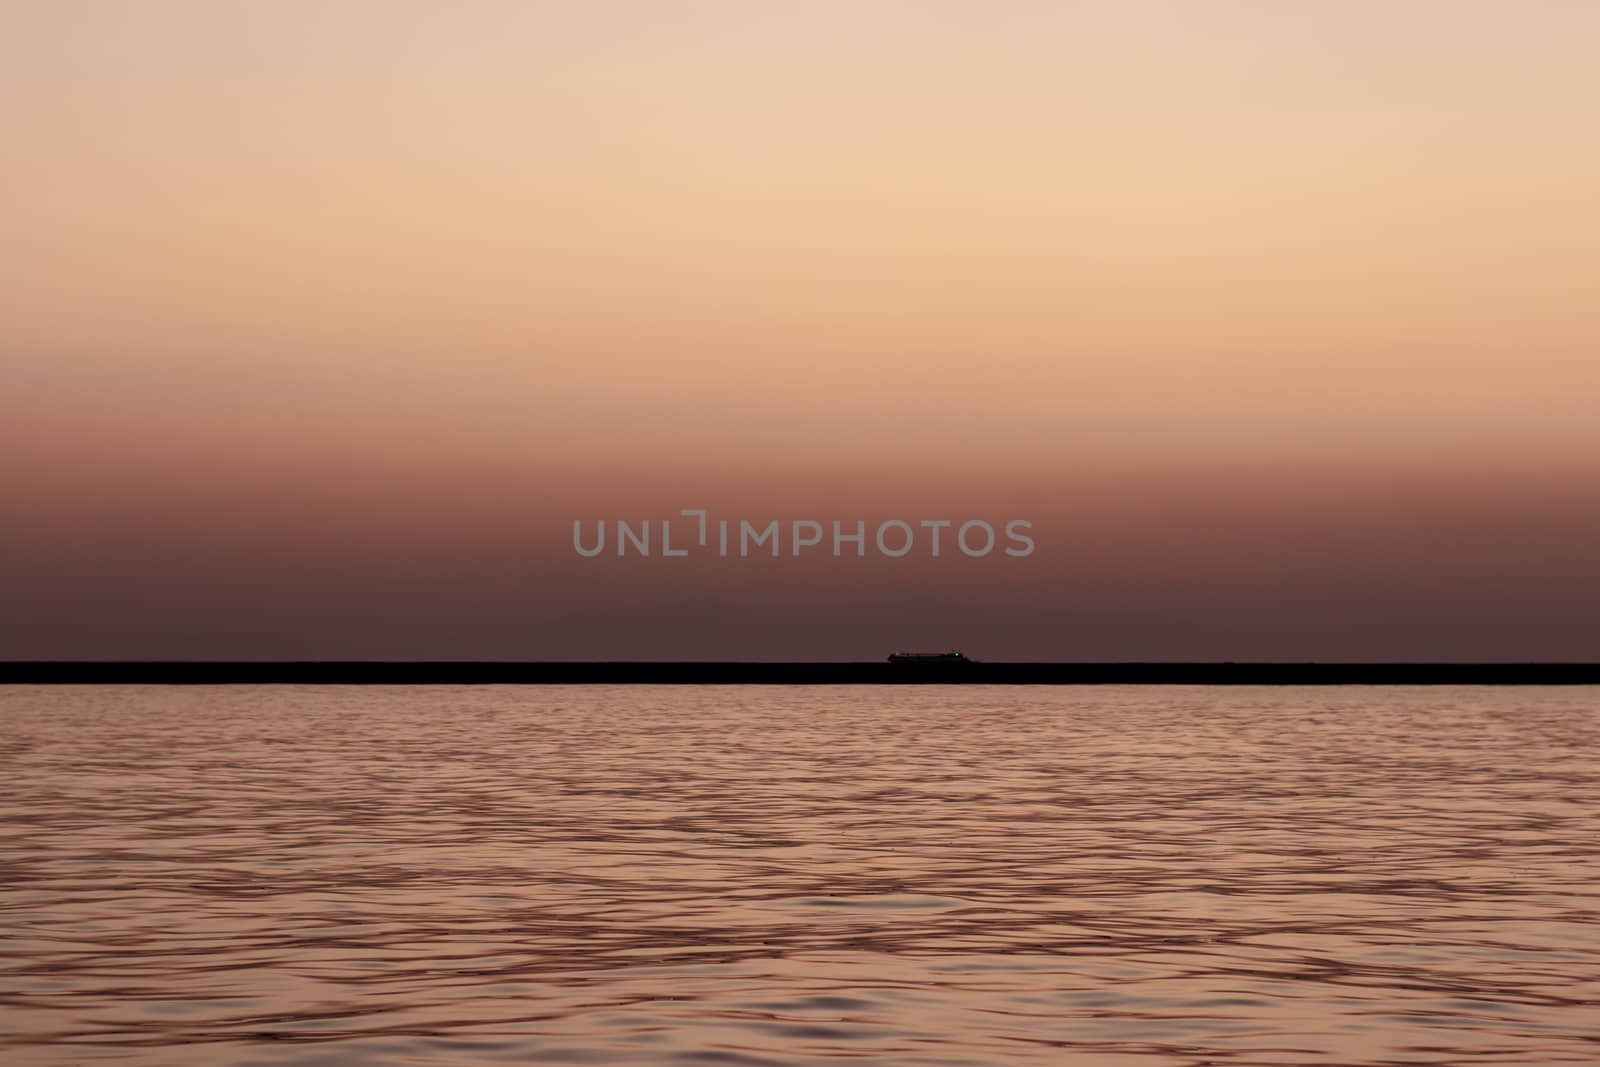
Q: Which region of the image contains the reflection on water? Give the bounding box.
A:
[1,685,1597,1065]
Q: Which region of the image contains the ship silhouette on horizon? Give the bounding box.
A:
[887,650,975,665]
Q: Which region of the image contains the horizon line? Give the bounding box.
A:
[3,661,1598,686]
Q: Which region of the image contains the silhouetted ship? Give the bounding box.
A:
[887,650,975,664]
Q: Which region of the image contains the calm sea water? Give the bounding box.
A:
[1,685,1597,1066]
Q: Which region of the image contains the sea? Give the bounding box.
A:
[2,685,1597,1066]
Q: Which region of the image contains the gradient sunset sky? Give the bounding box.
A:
[3,1,1597,660]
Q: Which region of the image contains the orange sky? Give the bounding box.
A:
[2,2,1597,659]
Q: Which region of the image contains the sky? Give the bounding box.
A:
[2,1,1597,660]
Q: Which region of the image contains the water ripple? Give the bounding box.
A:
[1,684,1597,1065]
